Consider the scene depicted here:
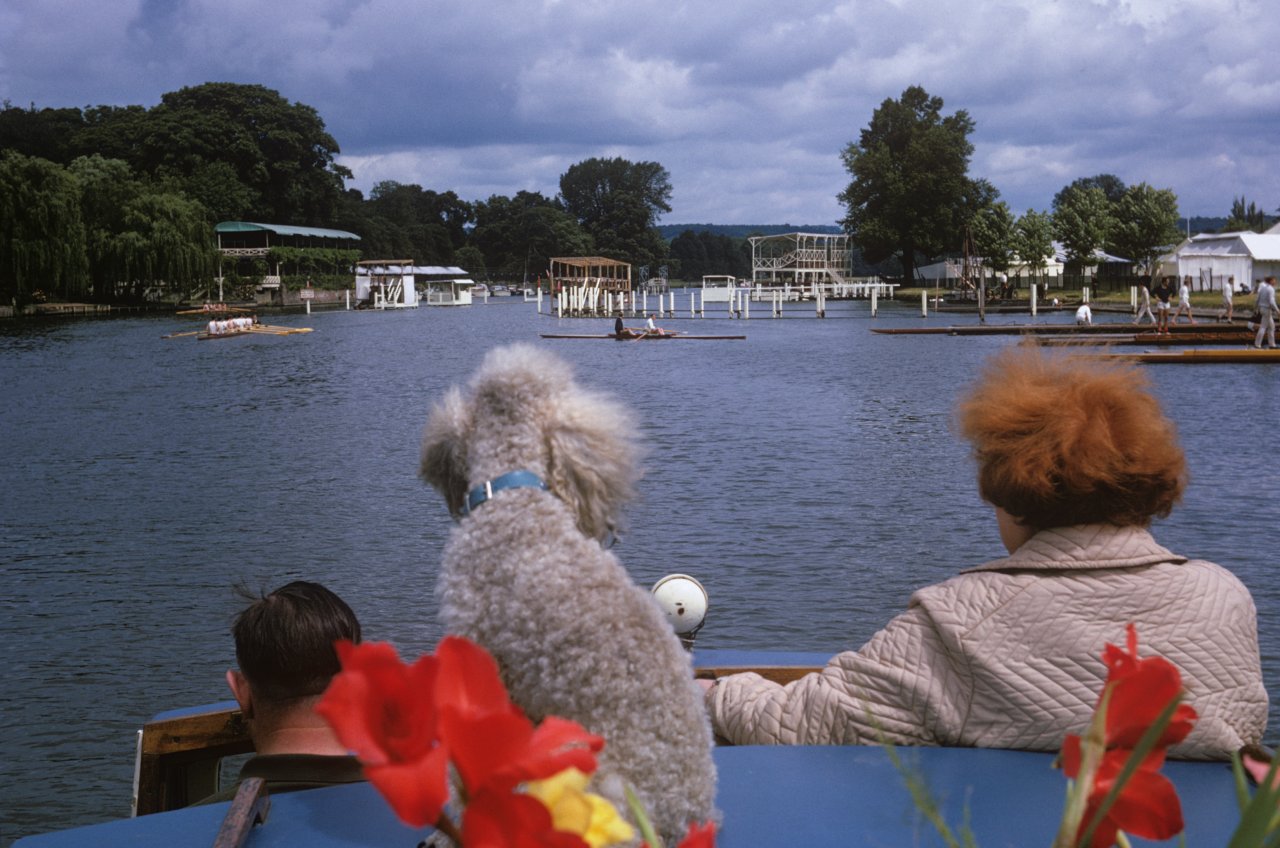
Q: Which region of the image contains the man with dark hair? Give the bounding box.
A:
[199,581,364,803]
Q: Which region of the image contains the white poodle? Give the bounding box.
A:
[420,343,719,844]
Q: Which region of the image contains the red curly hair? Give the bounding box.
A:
[956,344,1186,529]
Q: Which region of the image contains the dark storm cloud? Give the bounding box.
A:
[2,0,1276,223]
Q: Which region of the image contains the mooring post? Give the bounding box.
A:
[346,290,351,310]
[871,285,878,317]
[920,290,927,317]
[1030,284,1038,317]
[1130,285,1138,313]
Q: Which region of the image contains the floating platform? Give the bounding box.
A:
[540,333,746,341]
[1040,331,1253,347]
[872,322,1240,337]
[1096,348,1280,364]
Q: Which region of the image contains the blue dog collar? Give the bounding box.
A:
[461,470,549,515]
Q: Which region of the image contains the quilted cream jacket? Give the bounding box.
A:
[708,524,1267,759]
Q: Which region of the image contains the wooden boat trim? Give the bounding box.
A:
[133,663,816,815]
[134,704,251,816]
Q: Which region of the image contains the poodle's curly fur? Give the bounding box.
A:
[420,344,718,844]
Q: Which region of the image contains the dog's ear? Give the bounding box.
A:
[545,385,643,542]
[420,386,473,518]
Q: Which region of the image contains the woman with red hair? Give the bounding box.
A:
[705,344,1265,759]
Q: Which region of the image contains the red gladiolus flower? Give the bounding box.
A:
[674,822,718,848]
[434,634,516,718]
[1098,624,1197,749]
[444,709,604,797]
[1068,748,1184,848]
[315,640,449,827]
[1058,624,1196,848]
[462,789,590,848]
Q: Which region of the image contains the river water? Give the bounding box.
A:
[2,296,1277,844]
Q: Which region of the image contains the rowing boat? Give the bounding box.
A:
[194,325,313,341]
[540,333,746,341]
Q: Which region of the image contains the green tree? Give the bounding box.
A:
[0,151,88,303]
[111,192,216,299]
[839,86,986,283]
[1052,184,1112,268]
[558,157,672,269]
[140,83,351,224]
[971,201,1017,274]
[1014,209,1055,277]
[1053,174,1127,208]
[1109,183,1181,273]
[0,103,89,162]
[1223,196,1269,233]
[668,229,751,280]
[469,191,592,280]
[359,181,474,263]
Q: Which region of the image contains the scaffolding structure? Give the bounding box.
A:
[548,257,632,294]
[749,233,852,286]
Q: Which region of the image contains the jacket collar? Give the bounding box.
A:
[962,524,1187,574]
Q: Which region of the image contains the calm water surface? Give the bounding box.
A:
[2,297,1278,844]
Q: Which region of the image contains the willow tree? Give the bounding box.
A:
[110,193,216,299]
[0,151,88,303]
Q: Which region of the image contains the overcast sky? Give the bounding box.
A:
[2,0,1276,225]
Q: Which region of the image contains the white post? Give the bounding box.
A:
[744,290,750,319]
[1083,285,1090,304]
[920,290,927,317]
[306,297,311,315]
[871,285,878,317]
[1130,285,1138,313]
[1031,283,1038,317]
[690,292,695,318]
[346,289,351,310]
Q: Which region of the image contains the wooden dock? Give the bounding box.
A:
[1095,348,1280,364]
[872,322,1243,337]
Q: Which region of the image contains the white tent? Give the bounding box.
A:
[1174,232,1280,292]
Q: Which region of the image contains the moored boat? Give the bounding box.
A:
[14,649,1250,848]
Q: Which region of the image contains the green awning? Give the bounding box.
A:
[215,221,361,240]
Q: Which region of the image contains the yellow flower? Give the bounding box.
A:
[525,768,636,848]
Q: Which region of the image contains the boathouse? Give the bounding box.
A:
[215,221,362,303]
[1173,227,1280,292]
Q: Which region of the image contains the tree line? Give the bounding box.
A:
[2,81,1273,305]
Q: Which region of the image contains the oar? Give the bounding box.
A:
[162,330,202,339]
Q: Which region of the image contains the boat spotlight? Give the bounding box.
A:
[651,573,708,650]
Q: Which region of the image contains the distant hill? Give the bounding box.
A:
[1184,216,1227,236]
[658,223,842,240]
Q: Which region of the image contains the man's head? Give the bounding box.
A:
[227,581,360,716]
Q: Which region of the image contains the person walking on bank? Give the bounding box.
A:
[1219,277,1236,323]
[1174,277,1197,324]
[1154,276,1175,334]
[1135,277,1156,325]
[1253,276,1278,349]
